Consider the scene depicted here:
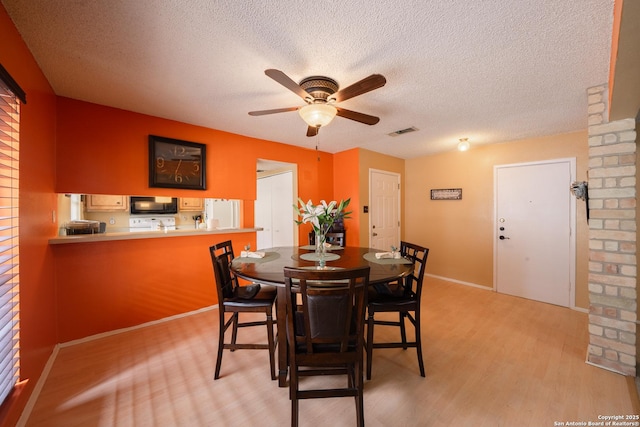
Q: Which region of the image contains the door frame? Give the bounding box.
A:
[256,161,298,246]
[492,157,577,308]
[368,168,401,248]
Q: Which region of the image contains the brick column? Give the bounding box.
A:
[587,84,637,376]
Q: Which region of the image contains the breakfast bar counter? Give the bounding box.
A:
[48,227,263,245]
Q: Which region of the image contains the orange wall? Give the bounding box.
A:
[54,98,345,341]
[53,233,251,342]
[0,4,58,426]
[405,132,590,308]
[56,97,334,201]
[333,149,361,246]
[56,97,336,245]
[295,148,335,245]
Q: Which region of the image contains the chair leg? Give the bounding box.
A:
[415,309,425,377]
[355,358,365,427]
[347,364,354,388]
[230,313,239,352]
[366,309,375,380]
[291,398,299,427]
[400,312,408,350]
[290,366,299,427]
[214,311,226,380]
[266,310,276,380]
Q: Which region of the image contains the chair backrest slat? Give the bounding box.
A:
[308,231,346,247]
[284,266,369,355]
[209,240,238,300]
[400,241,429,298]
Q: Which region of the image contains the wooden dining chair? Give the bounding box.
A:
[308,231,346,247]
[209,240,277,380]
[365,241,429,380]
[283,266,370,427]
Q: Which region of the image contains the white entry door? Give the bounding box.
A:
[494,159,575,307]
[370,169,400,250]
[255,171,294,249]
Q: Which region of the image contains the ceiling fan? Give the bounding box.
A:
[248,69,386,137]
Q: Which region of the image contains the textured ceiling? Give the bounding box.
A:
[2,0,614,159]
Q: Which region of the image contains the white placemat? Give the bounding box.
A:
[234,251,280,264]
[300,252,341,262]
[299,244,343,251]
[363,252,412,265]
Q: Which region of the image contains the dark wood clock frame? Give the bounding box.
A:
[149,135,206,190]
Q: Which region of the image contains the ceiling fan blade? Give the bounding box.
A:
[265,69,312,101]
[306,126,319,137]
[336,107,380,125]
[248,106,300,116]
[329,74,386,103]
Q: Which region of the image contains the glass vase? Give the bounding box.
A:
[315,232,327,268]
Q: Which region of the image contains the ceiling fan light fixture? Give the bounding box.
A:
[458,138,470,152]
[298,104,337,128]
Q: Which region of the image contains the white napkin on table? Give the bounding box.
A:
[240,250,265,258]
[375,251,402,259]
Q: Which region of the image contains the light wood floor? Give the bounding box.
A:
[22,277,639,426]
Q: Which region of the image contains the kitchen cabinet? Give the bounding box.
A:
[179,197,204,211]
[86,195,129,212]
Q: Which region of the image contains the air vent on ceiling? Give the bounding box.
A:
[388,126,418,137]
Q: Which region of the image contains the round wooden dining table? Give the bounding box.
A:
[230,245,414,387]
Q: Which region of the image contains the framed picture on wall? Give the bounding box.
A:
[430,188,462,200]
[149,135,206,190]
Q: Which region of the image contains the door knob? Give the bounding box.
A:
[499,235,510,240]
[372,232,378,237]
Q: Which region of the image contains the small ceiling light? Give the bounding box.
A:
[457,138,470,151]
[298,103,337,128]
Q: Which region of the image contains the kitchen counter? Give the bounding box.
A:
[49,227,263,245]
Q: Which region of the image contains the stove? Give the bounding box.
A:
[129,216,176,232]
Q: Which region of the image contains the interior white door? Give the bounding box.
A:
[370,170,400,250]
[255,171,294,249]
[270,171,294,247]
[255,178,272,249]
[495,160,574,307]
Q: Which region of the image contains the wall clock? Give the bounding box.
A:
[149,135,206,190]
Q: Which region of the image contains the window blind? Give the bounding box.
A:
[0,74,20,405]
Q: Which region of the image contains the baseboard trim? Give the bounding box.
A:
[426,274,590,313]
[424,273,492,291]
[60,304,218,348]
[16,344,60,427]
[585,359,627,376]
[585,350,634,378]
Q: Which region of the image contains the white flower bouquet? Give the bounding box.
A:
[294,198,351,245]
